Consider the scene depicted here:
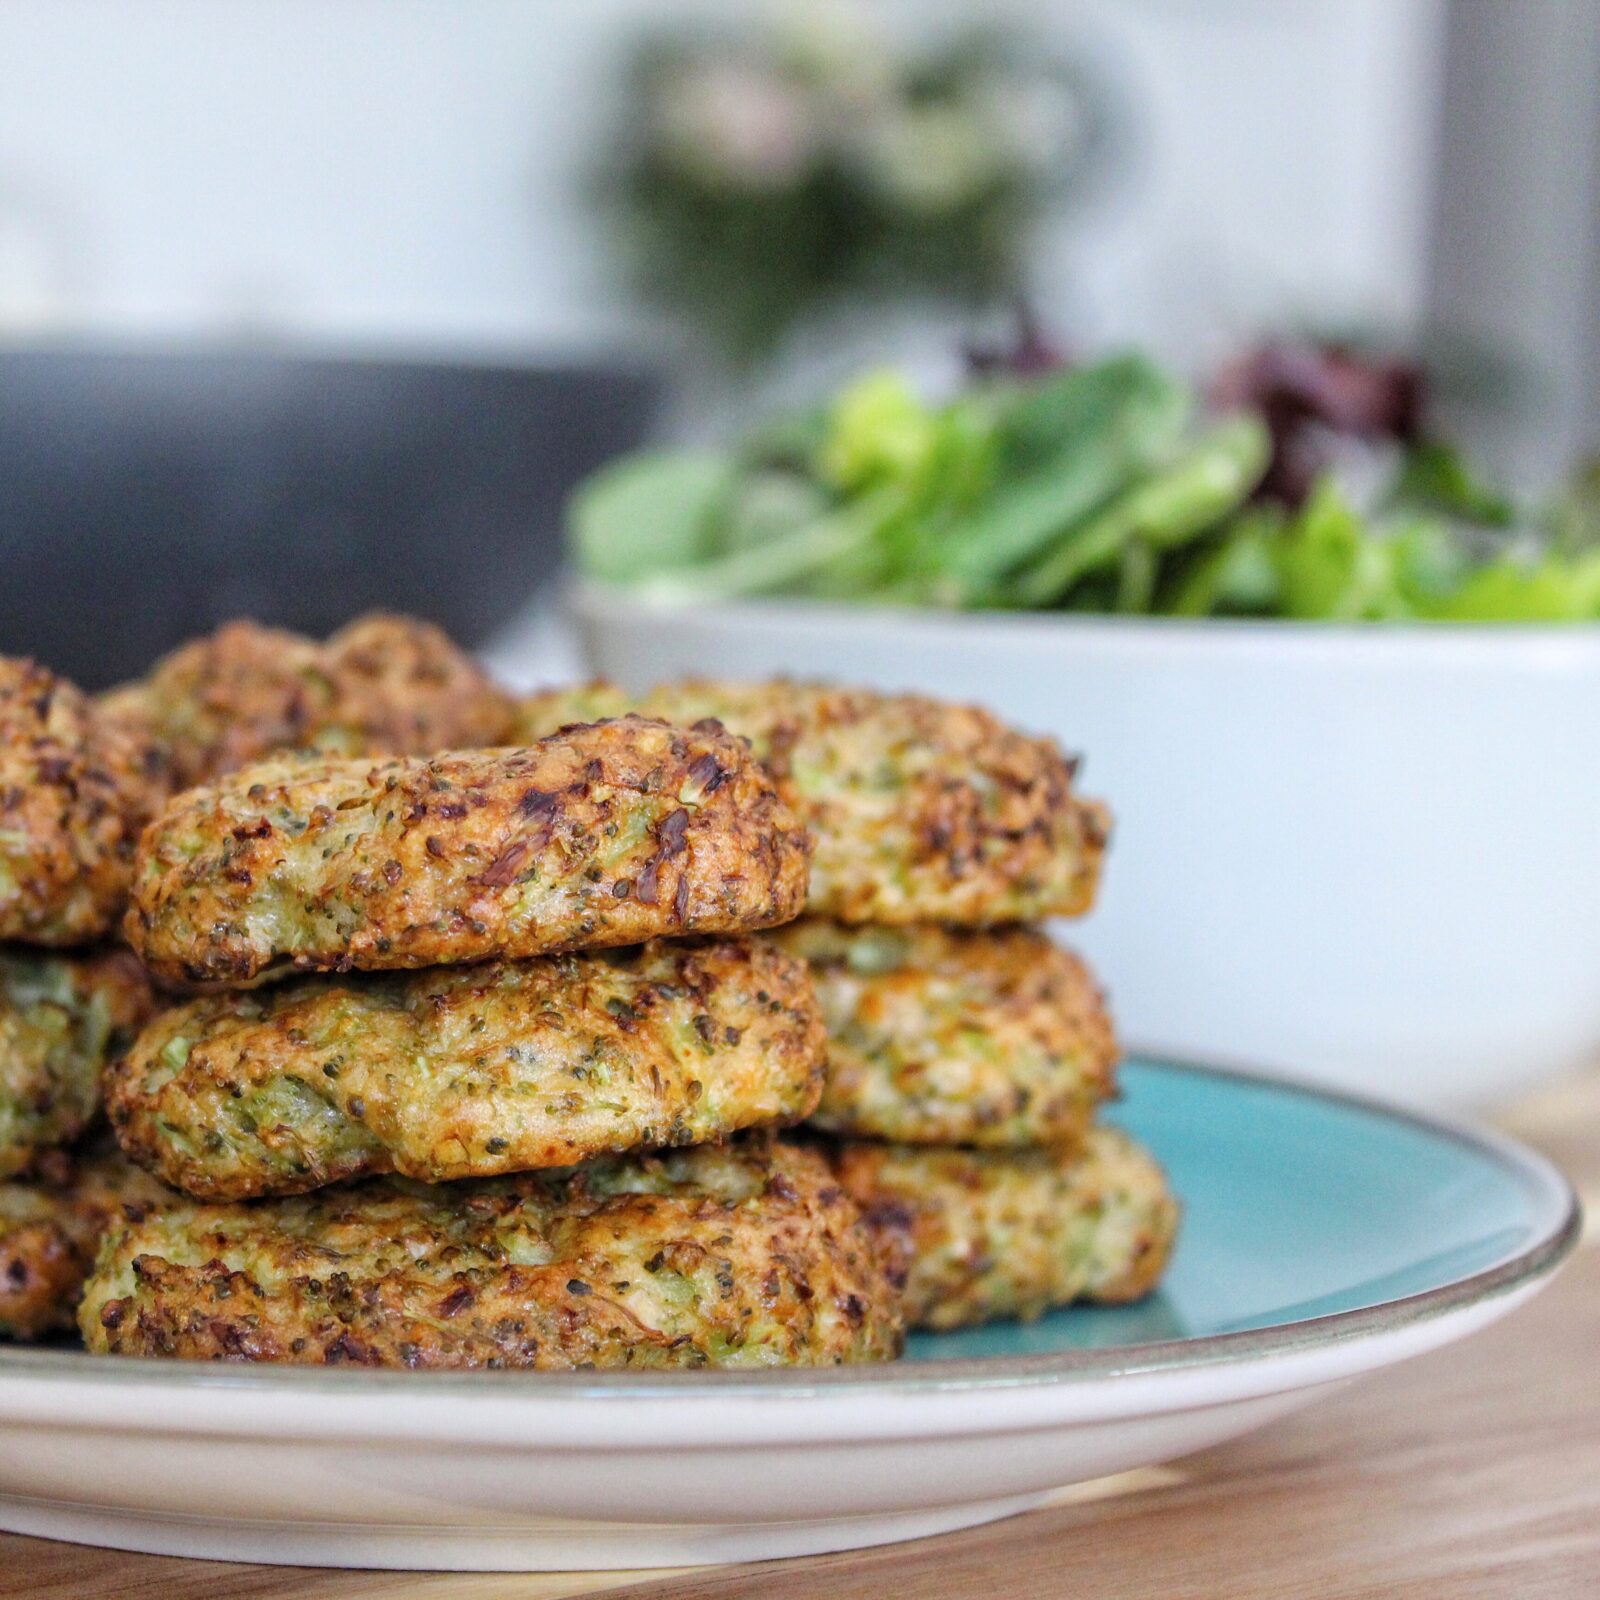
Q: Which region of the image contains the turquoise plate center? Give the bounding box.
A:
[905,1057,1561,1361]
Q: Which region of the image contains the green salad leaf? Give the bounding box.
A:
[568,450,733,584]
[568,355,1600,624]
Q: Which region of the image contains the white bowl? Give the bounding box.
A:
[573,584,1600,1109]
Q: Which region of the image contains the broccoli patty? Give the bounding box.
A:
[1,1143,171,1340]
[515,680,1107,926]
[1,947,153,1178]
[320,612,518,755]
[827,1126,1178,1330]
[0,658,168,945]
[100,614,516,788]
[82,1137,903,1368]
[126,716,811,987]
[109,938,825,1199]
[769,921,1116,1147]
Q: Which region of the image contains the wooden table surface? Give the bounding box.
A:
[4,1071,1597,1600]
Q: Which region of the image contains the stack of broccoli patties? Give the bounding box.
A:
[2,618,1174,1363]
[0,614,532,1344]
[0,659,171,1338]
[517,682,1180,1332]
[93,710,901,1368]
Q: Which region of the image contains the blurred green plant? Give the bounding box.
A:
[603,11,1111,363]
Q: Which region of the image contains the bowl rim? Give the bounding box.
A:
[571,578,1600,666]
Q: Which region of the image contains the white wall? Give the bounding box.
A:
[0,0,1445,362]
[1061,0,1445,359]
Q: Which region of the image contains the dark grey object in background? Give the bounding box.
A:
[0,346,659,687]
[1425,0,1600,484]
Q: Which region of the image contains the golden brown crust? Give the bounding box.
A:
[125,716,812,987]
[109,938,825,1199]
[769,921,1116,1147]
[0,659,169,945]
[100,614,515,788]
[1,947,154,1178]
[321,612,518,752]
[516,680,1107,926]
[826,1127,1178,1330]
[81,1138,904,1368]
[0,1213,79,1340]
[0,1142,172,1340]
[97,621,321,786]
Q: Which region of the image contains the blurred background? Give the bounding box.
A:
[0,0,1597,684]
[4,0,1598,1100]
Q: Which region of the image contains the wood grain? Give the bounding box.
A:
[1,1078,1594,1600]
[606,1244,1600,1600]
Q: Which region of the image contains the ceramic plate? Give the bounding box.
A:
[0,1058,1577,1572]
